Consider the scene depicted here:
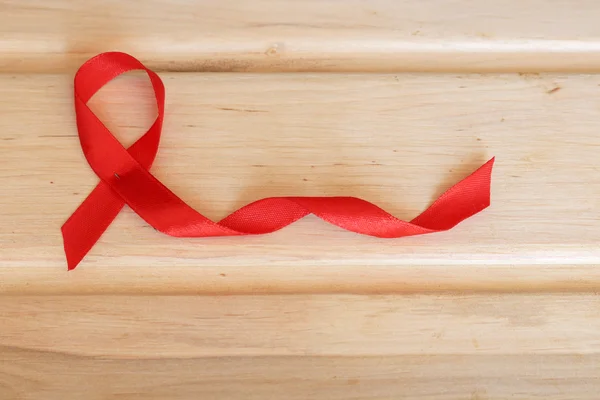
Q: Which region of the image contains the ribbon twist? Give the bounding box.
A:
[62,52,494,270]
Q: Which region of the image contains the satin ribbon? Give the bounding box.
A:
[62,52,494,270]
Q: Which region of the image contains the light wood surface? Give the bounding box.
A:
[3,0,600,72]
[1,294,600,399]
[2,1,600,399]
[3,352,598,400]
[2,72,600,292]
[4,294,600,357]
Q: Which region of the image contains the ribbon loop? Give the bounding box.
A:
[62,52,494,270]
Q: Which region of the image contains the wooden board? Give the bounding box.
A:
[2,294,600,399]
[4,351,598,400]
[3,0,600,72]
[2,1,600,399]
[2,72,600,293]
[4,294,600,357]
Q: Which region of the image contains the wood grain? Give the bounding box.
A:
[3,4,600,397]
[3,294,600,357]
[1,294,599,399]
[3,352,598,400]
[1,72,599,293]
[3,0,600,72]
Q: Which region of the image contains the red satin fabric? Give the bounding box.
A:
[62,52,494,270]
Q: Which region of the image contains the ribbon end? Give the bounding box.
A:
[62,226,85,271]
[486,156,496,170]
[479,156,495,204]
[410,156,495,230]
[67,260,79,271]
[65,257,82,271]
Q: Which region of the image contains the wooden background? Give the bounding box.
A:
[1,1,599,399]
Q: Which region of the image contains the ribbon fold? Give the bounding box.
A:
[62,52,494,270]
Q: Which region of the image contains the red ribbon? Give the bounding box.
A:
[62,52,494,270]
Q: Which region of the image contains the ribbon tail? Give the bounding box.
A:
[62,183,125,270]
[410,157,494,230]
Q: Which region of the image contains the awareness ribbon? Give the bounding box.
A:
[62,52,494,270]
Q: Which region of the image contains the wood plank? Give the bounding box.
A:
[1,352,598,399]
[2,0,600,72]
[1,294,600,357]
[1,294,599,399]
[1,72,600,292]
